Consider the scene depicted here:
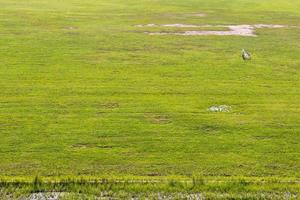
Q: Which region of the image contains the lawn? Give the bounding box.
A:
[0,0,299,198]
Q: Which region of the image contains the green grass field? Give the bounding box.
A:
[0,0,300,198]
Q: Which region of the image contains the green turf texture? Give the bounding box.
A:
[0,0,299,179]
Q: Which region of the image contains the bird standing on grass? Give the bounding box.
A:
[242,49,251,60]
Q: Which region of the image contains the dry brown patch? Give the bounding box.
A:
[98,145,113,149]
[147,172,162,176]
[144,113,171,124]
[72,143,113,149]
[138,24,288,37]
[72,143,96,149]
[199,125,219,133]
[253,135,279,140]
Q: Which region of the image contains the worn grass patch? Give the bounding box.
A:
[0,0,299,197]
[0,176,299,199]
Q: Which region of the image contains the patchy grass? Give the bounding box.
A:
[0,0,300,198]
[0,176,299,199]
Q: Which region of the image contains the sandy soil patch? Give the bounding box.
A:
[137,24,288,37]
[253,24,286,28]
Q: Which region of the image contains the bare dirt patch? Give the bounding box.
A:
[144,113,172,124]
[147,172,162,176]
[136,24,200,28]
[98,145,113,149]
[208,105,231,112]
[253,24,286,28]
[162,24,199,28]
[72,143,96,149]
[199,124,220,133]
[253,135,280,140]
[137,24,288,37]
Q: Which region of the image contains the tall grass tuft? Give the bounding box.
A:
[32,175,43,192]
[191,176,205,189]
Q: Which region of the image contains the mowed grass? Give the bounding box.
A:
[0,0,300,185]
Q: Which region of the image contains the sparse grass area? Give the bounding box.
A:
[0,0,300,198]
[135,26,230,34]
[0,176,299,199]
